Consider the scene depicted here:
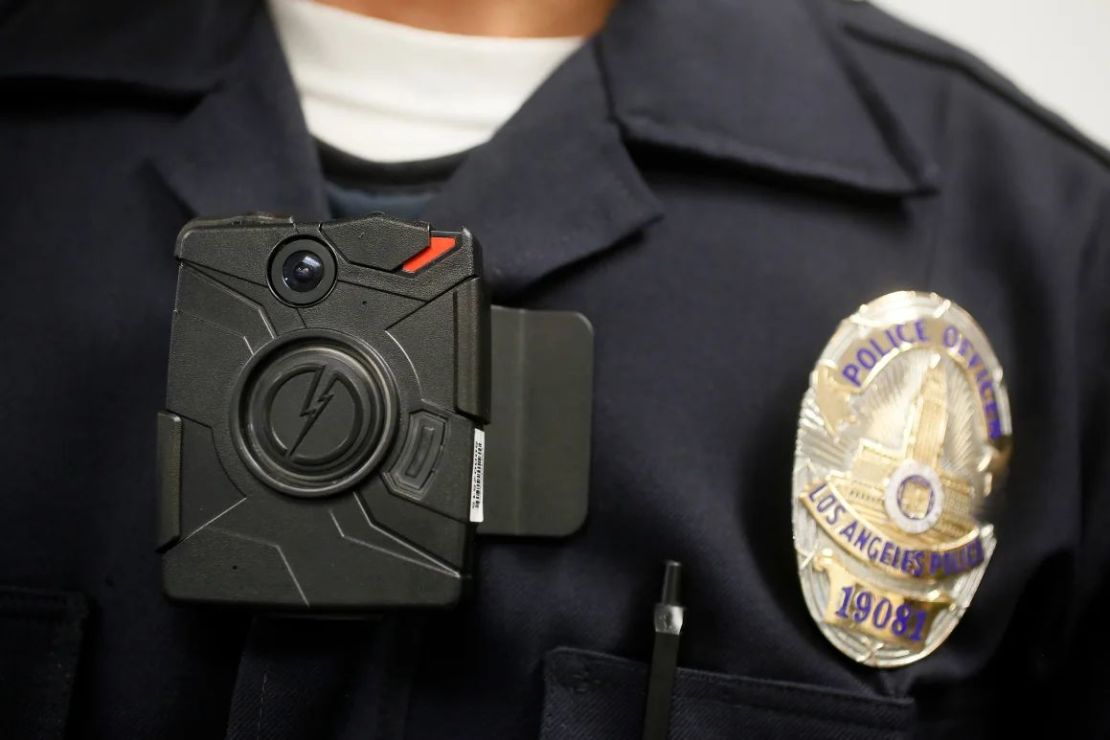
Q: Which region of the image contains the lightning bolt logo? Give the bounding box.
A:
[285,365,338,459]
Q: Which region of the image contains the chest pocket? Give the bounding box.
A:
[540,648,913,739]
[0,586,87,740]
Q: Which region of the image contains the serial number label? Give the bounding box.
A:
[469,428,485,523]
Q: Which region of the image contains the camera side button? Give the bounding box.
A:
[384,411,446,498]
[156,411,183,551]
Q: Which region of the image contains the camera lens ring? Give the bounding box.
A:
[268,237,337,305]
[230,330,398,498]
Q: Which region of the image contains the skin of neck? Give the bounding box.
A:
[315,0,617,37]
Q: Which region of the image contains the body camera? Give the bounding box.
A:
[157,214,488,611]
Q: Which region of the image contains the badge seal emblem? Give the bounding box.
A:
[793,292,1011,667]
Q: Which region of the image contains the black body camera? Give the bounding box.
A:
[157,214,592,612]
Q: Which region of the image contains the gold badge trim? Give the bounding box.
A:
[792,292,1011,667]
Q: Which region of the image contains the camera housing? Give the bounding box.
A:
[158,214,489,611]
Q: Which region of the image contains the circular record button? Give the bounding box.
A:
[232,333,396,497]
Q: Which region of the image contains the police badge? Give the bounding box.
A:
[793,292,1012,667]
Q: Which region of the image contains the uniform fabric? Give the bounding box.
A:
[316,141,465,220]
[0,0,1108,737]
[0,587,87,740]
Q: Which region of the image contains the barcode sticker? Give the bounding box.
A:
[469,428,485,523]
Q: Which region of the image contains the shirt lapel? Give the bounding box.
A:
[421,43,663,299]
[0,0,254,94]
[148,4,329,221]
[424,0,939,298]
[596,0,938,196]
[3,0,936,298]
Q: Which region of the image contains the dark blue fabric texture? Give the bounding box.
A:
[0,0,1107,737]
[224,618,421,740]
[324,181,434,222]
[0,587,87,740]
[316,141,463,221]
[540,648,913,739]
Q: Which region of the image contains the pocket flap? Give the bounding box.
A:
[0,586,88,740]
[541,647,913,739]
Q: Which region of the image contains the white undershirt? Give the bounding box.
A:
[269,0,585,162]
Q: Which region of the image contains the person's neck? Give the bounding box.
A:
[315,0,616,37]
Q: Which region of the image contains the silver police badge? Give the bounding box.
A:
[793,292,1012,667]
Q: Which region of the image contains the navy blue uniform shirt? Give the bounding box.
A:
[1,0,1108,737]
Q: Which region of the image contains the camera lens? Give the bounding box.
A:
[282,251,324,293]
[269,237,335,305]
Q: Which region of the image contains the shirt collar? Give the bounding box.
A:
[0,0,256,95]
[596,0,938,195]
[8,0,940,299]
[1,0,937,196]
